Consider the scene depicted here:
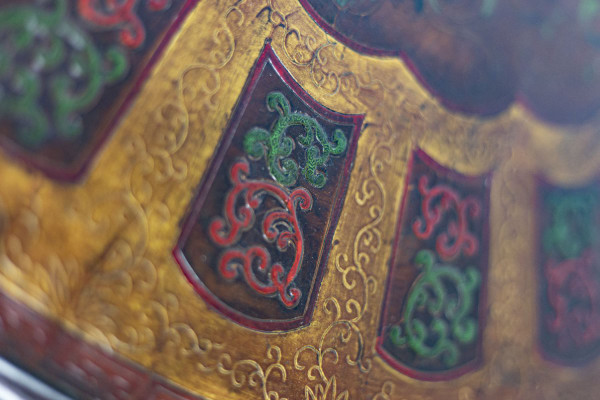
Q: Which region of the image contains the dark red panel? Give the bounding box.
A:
[0,292,207,399]
[376,149,491,380]
[0,0,196,180]
[174,43,363,331]
[537,179,600,365]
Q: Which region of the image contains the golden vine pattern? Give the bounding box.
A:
[288,123,394,397]
[69,3,294,400]
[275,8,397,392]
[1,1,285,398]
[262,0,385,109]
[0,1,442,399]
[261,3,398,397]
[370,381,395,400]
[2,0,598,399]
[0,0,394,397]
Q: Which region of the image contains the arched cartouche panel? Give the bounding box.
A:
[173,44,364,331]
[0,0,195,180]
[537,179,600,365]
[377,149,491,380]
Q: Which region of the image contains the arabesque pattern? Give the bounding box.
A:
[174,44,363,330]
[377,149,490,379]
[0,0,188,179]
[0,0,599,398]
[78,0,172,49]
[0,0,128,147]
[389,250,481,368]
[244,91,347,188]
[209,158,313,307]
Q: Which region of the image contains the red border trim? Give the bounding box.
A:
[0,0,199,182]
[375,148,492,381]
[173,42,364,332]
[0,292,207,399]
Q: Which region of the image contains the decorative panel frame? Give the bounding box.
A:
[0,0,599,399]
[173,43,363,331]
[376,148,491,381]
[0,0,196,180]
[536,177,600,366]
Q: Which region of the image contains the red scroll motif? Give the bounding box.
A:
[545,250,600,350]
[412,175,481,260]
[78,0,171,48]
[173,44,362,331]
[209,159,313,308]
[376,149,490,379]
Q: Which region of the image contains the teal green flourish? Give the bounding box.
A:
[243,91,347,188]
[0,0,127,147]
[543,189,599,260]
[389,250,480,367]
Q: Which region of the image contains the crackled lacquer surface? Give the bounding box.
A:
[0,0,600,399]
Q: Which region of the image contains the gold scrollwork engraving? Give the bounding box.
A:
[1,0,600,398]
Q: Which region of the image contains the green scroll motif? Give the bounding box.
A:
[243,91,347,189]
[543,190,599,260]
[389,250,481,367]
[0,0,128,147]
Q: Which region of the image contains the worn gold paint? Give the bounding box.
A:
[1,0,600,399]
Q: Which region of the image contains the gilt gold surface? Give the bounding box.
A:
[1,0,600,399]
